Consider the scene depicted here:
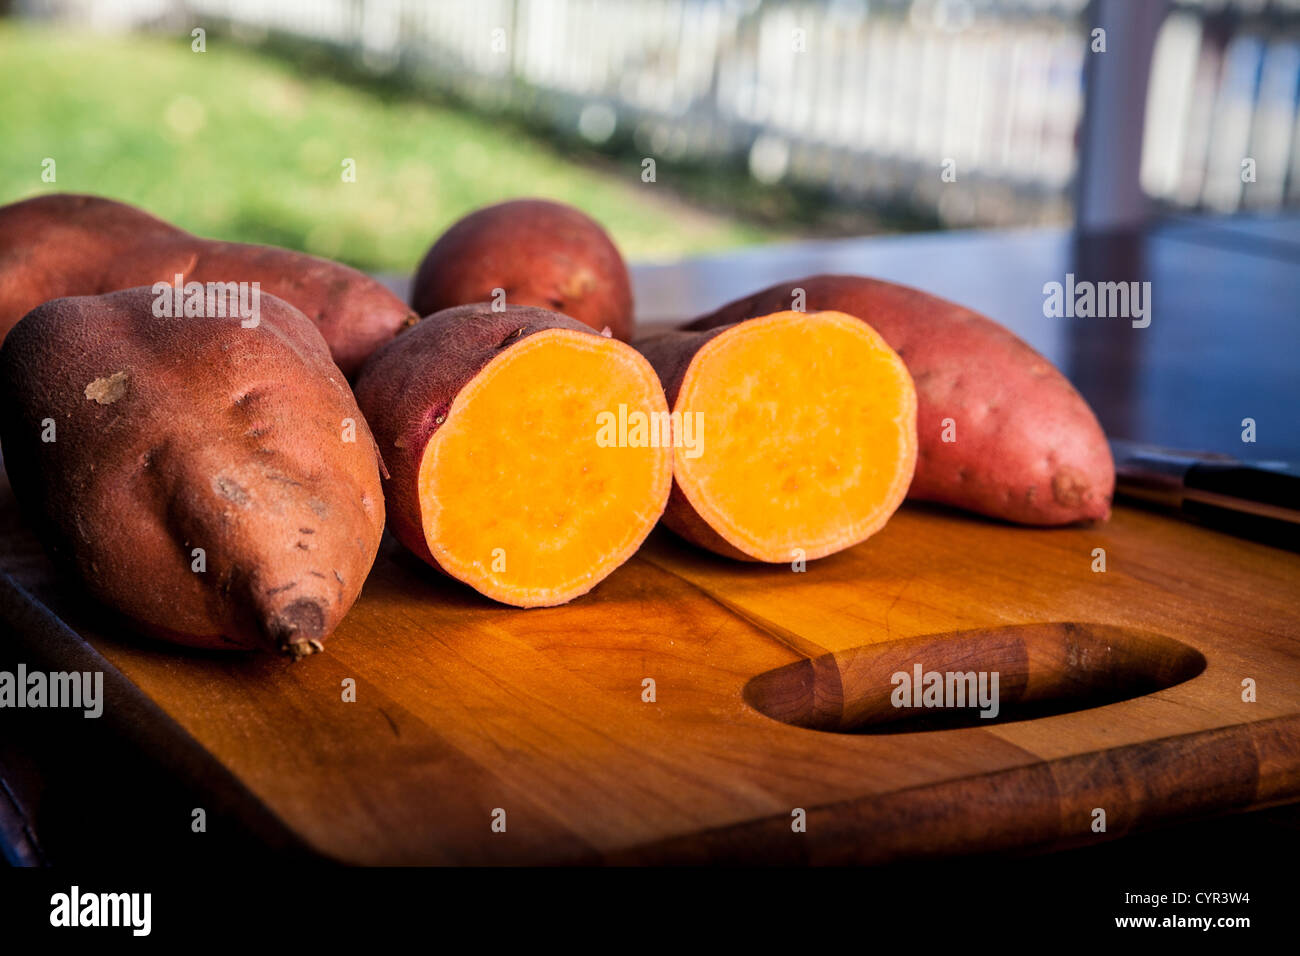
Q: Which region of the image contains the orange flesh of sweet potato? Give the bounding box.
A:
[637,310,916,562]
[356,305,671,607]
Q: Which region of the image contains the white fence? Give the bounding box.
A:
[16,0,1300,223]
[1143,1,1300,212]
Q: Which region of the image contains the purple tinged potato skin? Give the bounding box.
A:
[688,274,1114,526]
[0,287,386,655]
[0,193,418,376]
[410,199,635,342]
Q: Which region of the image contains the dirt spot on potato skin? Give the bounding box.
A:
[85,371,130,404]
[496,327,527,350]
[1051,468,1087,508]
[558,269,597,301]
[213,475,251,506]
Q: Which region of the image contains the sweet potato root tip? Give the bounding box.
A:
[283,639,326,660]
[640,310,917,563]
[355,304,671,608]
[268,598,329,658]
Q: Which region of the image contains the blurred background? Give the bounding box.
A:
[2,0,1298,272]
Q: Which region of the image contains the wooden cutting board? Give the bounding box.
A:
[2,459,1298,866]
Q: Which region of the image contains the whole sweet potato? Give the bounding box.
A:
[355,303,671,607]
[0,194,418,376]
[410,199,635,341]
[0,287,385,655]
[688,275,1113,525]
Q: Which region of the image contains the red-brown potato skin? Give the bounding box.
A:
[354,303,613,573]
[0,287,386,655]
[0,194,418,376]
[410,199,635,341]
[688,275,1114,525]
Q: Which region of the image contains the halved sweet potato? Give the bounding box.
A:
[636,310,917,562]
[689,275,1114,525]
[355,304,671,606]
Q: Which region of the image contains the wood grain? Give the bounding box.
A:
[2,457,1298,864]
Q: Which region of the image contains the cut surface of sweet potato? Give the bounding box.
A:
[388,320,671,607]
[639,310,916,563]
[420,329,670,605]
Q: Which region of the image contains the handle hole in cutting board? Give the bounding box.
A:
[743,622,1206,734]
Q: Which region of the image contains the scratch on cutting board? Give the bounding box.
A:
[641,558,827,659]
[883,577,914,637]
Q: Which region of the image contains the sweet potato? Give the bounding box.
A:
[0,287,385,656]
[688,276,1114,525]
[410,199,635,341]
[636,310,917,562]
[0,194,418,376]
[354,304,670,606]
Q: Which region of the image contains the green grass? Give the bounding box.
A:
[0,24,780,272]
